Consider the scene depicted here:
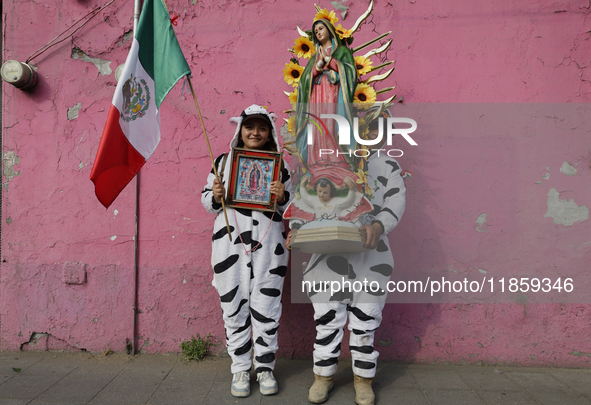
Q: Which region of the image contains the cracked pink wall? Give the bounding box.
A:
[2,0,591,366]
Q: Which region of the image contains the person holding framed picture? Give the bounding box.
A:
[201,104,291,398]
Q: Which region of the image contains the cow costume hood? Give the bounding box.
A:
[228,104,281,152]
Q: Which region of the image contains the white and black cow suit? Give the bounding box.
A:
[291,153,406,379]
[201,105,291,375]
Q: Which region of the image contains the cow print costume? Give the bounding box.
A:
[201,105,291,375]
[292,153,405,378]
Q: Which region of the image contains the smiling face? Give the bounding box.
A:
[240,117,271,150]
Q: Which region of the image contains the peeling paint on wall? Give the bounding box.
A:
[71,47,112,76]
[331,0,350,19]
[67,103,82,120]
[544,188,589,226]
[560,161,577,176]
[475,213,488,232]
[3,151,21,188]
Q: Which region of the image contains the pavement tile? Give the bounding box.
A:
[0,374,63,400]
[203,382,263,405]
[411,368,470,390]
[550,369,591,398]
[375,388,430,404]
[476,390,539,405]
[0,353,45,377]
[35,356,130,403]
[423,389,485,405]
[147,383,212,405]
[454,367,522,391]
[18,355,89,377]
[374,364,419,390]
[0,400,27,405]
[505,371,579,395]
[88,356,177,405]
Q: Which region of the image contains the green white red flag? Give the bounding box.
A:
[90,0,190,208]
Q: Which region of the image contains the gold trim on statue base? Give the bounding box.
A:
[291,226,370,254]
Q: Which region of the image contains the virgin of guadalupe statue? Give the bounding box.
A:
[287,17,372,224]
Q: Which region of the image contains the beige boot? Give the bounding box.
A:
[354,374,375,405]
[308,373,335,404]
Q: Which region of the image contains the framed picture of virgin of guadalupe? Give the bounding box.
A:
[226,148,282,212]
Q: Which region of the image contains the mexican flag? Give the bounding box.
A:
[90,0,191,208]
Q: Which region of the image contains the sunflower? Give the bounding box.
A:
[334,24,352,40]
[354,55,373,76]
[287,116,295,134]
[294,36,315,59]
[283,62,304,87]
[313,8,339,26]
[353,83,377,108]
[287,88,298,104]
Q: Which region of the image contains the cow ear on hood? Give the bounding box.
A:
[229,117,242,126]
[268,112,277,122]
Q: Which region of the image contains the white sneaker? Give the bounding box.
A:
[257,370,278,395]
[231,371,250,397]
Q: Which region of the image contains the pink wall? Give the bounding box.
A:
[2,0,590,366]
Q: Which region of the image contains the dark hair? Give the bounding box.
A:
[314,178,337,197]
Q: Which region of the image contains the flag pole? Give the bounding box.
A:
[186,78,233,241]
[132,0,141,357]
[158,0,232,241]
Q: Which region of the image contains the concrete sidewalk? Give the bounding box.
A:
[1,351,591,405]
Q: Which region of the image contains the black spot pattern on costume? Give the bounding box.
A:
[307,254,327,273]
[380,207,399,222]
[212,226,235,241]
[377,176,388,187]
[263,211,283,222]
[352,329,365,335]
[235,208,252,217]
[274,243,284,255]
[255,336,269,347]
[315,357,339,367]
[228,299,248,318]
[329,289,353,301]
[349,306,375,322]
[326,255,350,276]
[251,267,255,279]
[315,310,337,326]
[281,167,290,182]
[315,330,339,346]
[214,254,239,274]
[350,345,374,354]
[371,204,382,216]
[232,316,251,335]
[282,231,287,239]
[349,264,357,280]
[253,219,259,226]
[376,240,388,252]
[269,265,287,277]
[255,366,272,373]
[260,288,281,297]
[251,308,275,323]
[354,360,376,369]
[331,342,342,354]
[234,339,252,356]
[219,285,239,303]
[234,231,252,245]
[265,326,279,335]
[370,263,393,277]
[385,160,400,173]
[255,353,275,364]
[367,288,386,296]
[384,187,400,198]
